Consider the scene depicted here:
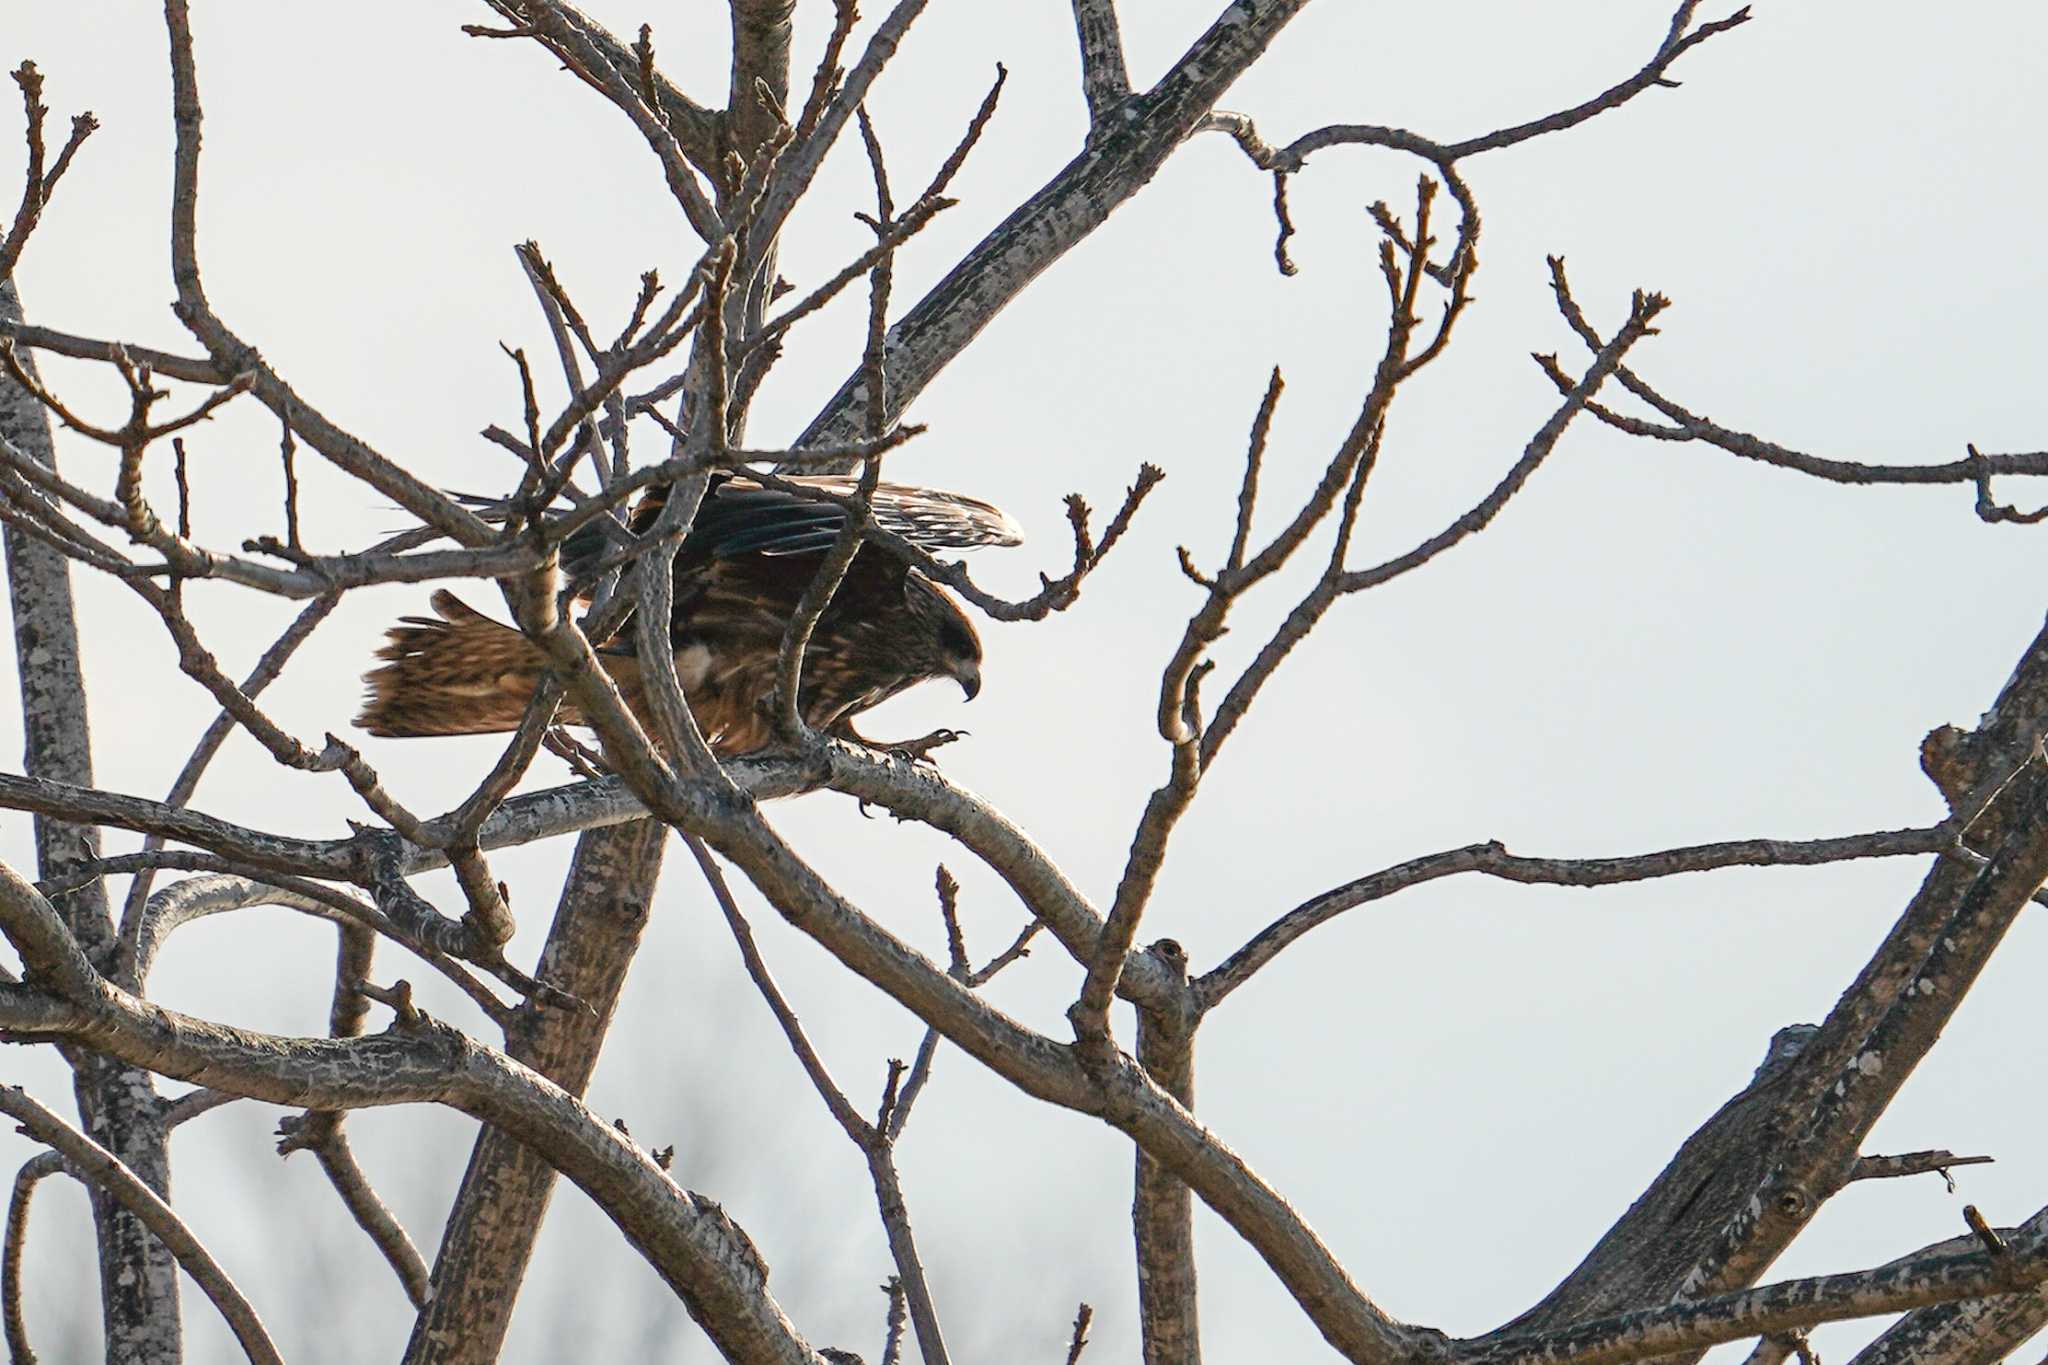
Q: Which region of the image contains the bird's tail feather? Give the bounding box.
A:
[358,590,554,738]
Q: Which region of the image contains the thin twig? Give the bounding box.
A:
[688,833,953,1365]
[116,592,341,950]
[1,62,99,280]
[1065,1303,1095,1365]
[1851,1150,1994,1191]
[1201,822,1959,1009]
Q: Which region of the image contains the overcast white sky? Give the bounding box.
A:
[3,3,2046,1362]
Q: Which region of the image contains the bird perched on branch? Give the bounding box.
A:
[357,473,1021,756]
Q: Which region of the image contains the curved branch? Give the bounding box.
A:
[1540,257,2048,511]
[2,1149,59,1364]
[277,1111,431,1309]
[0,973,815,1364]
[1206,4,1750,178]
[0,1086,284,1365]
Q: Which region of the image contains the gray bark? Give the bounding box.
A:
[0,279,181,1363]
[404,819,669,1364]
[1497,614,2048,1359]
[1133,944,1200,1365]
[1852,1237,2048,1365]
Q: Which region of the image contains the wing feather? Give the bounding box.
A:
[682,475,1023,559]
[486,472,1021,583]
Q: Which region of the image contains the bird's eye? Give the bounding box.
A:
[940,621,975,658]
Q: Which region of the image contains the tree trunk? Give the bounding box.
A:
[0,279,181,1362]
[404,819,668,1364]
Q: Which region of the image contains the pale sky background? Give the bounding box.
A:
[2,3,2045,1362]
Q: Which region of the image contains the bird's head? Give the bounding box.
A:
[905,575,983,701]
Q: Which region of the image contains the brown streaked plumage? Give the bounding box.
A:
[357,474,1020,756]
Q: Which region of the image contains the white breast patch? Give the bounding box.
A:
[675,642,713,690]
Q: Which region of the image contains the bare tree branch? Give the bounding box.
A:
[476,2,722,240]
[1539,257,2048,519]
[1850,1150,1994,1187]
[163,1,495,548]
[473,0,721,176]
[0,276,182,1360]
[750,0,930,275]
[274,925,431,1310]
[0,893,816,1364]
[3,1149,59,1364]
[0,317,221,382]
[1459,1221,2048,1365]
[0,61,99,282]
[1849,1205,2048,1363]
[1200,823,1961,1009]
[1133,943,1200,1365]
[1065,1303,1094,1365]
[1213,6,1749,178]
[689,834,952,1365]
[1738,1335,1813,1365]
[796,0,1312,450]
[1504,616,2048,1346]
[0,1086,282,1365]
[1069,0,1132,127]
[115,592,341,951]
[403,819,668,1365]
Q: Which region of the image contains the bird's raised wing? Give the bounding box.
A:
[458,474,1022,583]
[682,475,1024,558]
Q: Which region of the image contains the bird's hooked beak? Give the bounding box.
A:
[954,659,982,701]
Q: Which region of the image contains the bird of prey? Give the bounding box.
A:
[357,473,1022,756]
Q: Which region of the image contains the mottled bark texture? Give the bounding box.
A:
[724,0,794,344]
[0,280,181,1363]
[1133,943,1200,1365]
[404,819,668,1365]
[1498,614,2048,1359]
[1852,1212,2048,1365]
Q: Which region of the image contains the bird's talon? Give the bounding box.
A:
[886,728,966,763]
